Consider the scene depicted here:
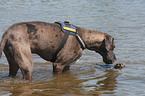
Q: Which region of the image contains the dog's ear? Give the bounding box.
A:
[104,34,114,51]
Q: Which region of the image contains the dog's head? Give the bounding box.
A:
[97,33,116,64]
[87,33,116,64]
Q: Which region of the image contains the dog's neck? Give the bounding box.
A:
[77,27,105,50]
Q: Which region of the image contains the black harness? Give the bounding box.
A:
[51,21,87,62]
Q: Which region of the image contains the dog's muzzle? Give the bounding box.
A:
[103,51,116,64]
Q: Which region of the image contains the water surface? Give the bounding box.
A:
[0,0,145,95]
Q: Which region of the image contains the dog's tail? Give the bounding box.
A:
[0,34,7,58]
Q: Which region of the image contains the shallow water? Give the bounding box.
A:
[1,0,145,95]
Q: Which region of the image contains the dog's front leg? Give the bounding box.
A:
[52,63,70,74]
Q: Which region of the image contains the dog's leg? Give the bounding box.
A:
[53,63,64,73]
[4,42,33,80]
[53,63,70,74]
[19,46,33,81]
[63,65,70,71]
[4,50,20,77]
[4,45,20,77]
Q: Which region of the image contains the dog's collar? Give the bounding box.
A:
[51,21,86,62]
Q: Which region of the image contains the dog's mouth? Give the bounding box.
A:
[103,58,115,64]
[102,51,116,64]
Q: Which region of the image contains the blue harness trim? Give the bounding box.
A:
[55,21,77,35]
[51,21,86,62]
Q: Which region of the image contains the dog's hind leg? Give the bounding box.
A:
[4,44,20,77]
[5,53,20,77]
[4,42,33,80]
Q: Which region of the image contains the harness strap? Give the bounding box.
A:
[76,34,86,49]
[51,21,87,62]
[51,31,70,62]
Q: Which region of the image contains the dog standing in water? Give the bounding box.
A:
[0,21,116,80]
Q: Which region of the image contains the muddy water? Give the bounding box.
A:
[1,0,145,95]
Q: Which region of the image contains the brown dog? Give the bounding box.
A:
[0,21,116,80]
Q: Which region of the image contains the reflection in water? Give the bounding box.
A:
[1,68,120,96]
[97,70,119,92]
[10,86,34,96]
[81,69,120,95]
